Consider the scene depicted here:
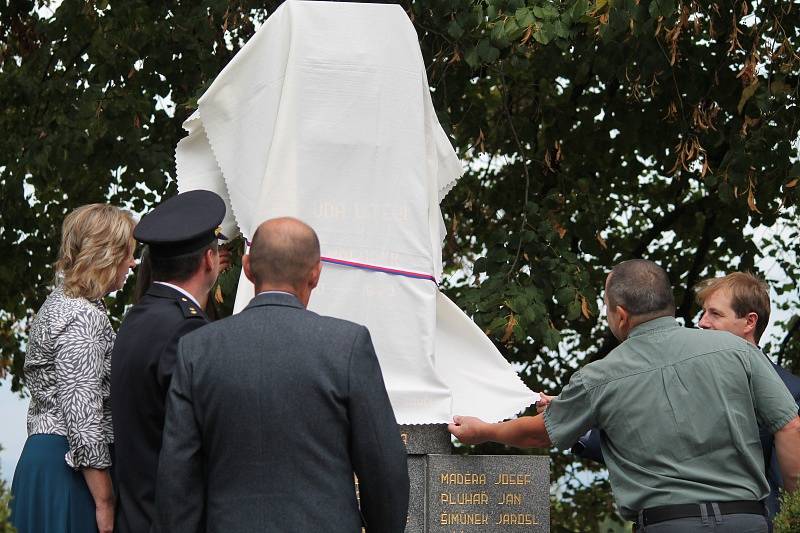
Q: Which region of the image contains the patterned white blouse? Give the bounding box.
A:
[24,285,114,469]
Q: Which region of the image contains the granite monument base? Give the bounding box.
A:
[399,424,550,533]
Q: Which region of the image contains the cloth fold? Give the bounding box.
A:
[176,0,538,424]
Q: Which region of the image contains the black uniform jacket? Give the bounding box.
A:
[111,283,208,533]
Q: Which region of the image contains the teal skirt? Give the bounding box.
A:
[10,434,98,533]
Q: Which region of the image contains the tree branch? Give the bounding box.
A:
[632,195,711,258]
[497,68,534,278]
[678,211,716,325]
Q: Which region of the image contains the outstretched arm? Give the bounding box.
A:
[448,414,552,448]
[450,371,595,451]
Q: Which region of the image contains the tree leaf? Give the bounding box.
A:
[555,286,574,305]
[515,7,535,28]
[747,188,762,213]
[580,295,593,319]
[447,20,464,39]
[464,47,480,68]
[501,314,517,343]
[567,300,582,320]
[737,81,760,115]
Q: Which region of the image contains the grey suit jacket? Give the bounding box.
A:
[154,292,409,533]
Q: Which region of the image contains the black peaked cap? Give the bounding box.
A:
[134,190,226,257]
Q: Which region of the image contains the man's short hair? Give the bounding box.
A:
[607,259,675,317]
[695,272,771,342]
[150,241,217,283]
[248,218,320,287]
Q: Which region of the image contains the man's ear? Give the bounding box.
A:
[203,248,217,271]
[743,312,758,336]
[243,254,256,284]
[616,305,629,330]
[308,261,322,290]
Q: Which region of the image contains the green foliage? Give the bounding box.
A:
[0,481,13,533]
[774,488,800,533]
[2,0,800,530]
[0,486,12,533]
[0,0,280,388]
[0,446,16,533]
[417,2,800,526]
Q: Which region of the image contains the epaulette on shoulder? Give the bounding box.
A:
[175,295,204,319]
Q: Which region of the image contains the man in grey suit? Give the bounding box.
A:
[155,217,410,533]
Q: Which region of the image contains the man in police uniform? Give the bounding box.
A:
[111,190,227,533]
[450,260,800,532]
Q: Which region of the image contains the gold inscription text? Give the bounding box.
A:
[439,513,489,525]
[497,493,523,505]
[440,492,489,505]
[493,473,531,485]
[439,473,486,485]
[496,513,537,525]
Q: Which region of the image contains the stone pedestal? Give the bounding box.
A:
[400,424,549,533]
[400,424,451,533]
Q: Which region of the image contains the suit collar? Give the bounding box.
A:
[244,291,304,311]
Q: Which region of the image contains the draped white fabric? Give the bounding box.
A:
[175,0,538,423]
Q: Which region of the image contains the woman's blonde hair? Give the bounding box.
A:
[55,204,136,301]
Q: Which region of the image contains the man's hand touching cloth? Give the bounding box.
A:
[448,396,553,449]
[447,416,491,445]
[449,391,553,444]
[536,393,554,414]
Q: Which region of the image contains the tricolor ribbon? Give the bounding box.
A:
[244,240,436,283]
[320,256,437,283]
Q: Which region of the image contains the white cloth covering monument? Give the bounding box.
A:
[175,0,539,424]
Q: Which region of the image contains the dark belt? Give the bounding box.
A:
[636,500,765,528]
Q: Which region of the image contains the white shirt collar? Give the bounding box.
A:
[154,281,201,307]
[256,290,296,297]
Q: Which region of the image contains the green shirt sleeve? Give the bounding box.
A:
[748,346,798,433]
[543,371,596,450]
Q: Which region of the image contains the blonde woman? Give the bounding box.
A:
[10,204,136,533]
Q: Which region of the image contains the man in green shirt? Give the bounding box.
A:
[449,259,800,532]
[695,271,800,527]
